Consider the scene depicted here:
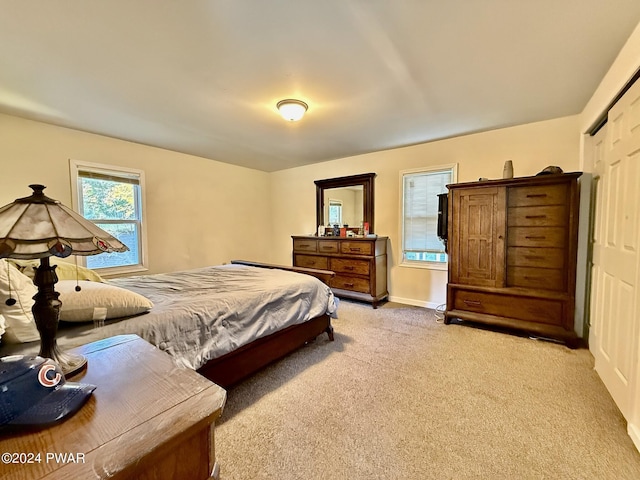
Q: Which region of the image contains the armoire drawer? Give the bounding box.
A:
[330,258,370,276]
[507,227,566,248]
[452,289,563,325]
[331,275,371,294]
[293,239,317,253]
[507,205,567,227]
[507,266,565,291]
[294,254,328,270]
[508,184,568,207]
[507,247,565,269]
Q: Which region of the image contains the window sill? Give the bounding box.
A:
[399,260,448,271]
[96,265,148,278]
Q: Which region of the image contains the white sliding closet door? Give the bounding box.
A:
[589,78,640,435]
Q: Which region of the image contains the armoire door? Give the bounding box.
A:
[589,77,640,422]
[450,186,506,287]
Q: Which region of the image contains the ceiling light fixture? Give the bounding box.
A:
[277,99,308,122]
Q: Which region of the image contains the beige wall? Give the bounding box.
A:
[0,111,581,305]
[0,113,271,275]
[269,115,580,307]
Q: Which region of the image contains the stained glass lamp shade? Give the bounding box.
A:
[0,185,128,376]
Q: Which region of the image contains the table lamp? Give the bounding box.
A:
[0,185,128,376]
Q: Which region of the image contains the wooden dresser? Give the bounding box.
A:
[292,235,388,308]
[0,335,227,480]
[444,172,582,346]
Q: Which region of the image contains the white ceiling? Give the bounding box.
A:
[1,1,639,172]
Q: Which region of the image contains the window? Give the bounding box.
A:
[70,160,147,275]
[400,164,457,269]
[328,199,343,225]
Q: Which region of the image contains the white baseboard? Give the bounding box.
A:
[628,422,640,454]
[388,295,444,310]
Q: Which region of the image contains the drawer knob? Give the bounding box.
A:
[345,266,354,271]
[321,246,332,250]
[463,299,482,307]
[524,255,543,260]
[349,248,361,252]
[525,215,547,219]
[526,194,547,198]
[525,236,546,240]
[344,282,354,287]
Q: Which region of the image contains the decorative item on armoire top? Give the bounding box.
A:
[502,160,514,179]
[536,165,564,175]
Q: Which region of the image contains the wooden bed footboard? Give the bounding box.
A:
[230,259,335,286]
[197,260,336,388]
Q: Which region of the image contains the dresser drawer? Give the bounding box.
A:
[340,241,373,255]
[318,241,339,254]
[294,254,328,270]
[507,266,565,291]
[507,205,567,227]
[507,227,566,248]
[508,184,568,207]
[452,289,563,325]
[293,239,317,253]
[507,247,565,269]
[331,275,371,294]
[330,258,370,276]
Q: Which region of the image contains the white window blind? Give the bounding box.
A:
[402,167,453,264]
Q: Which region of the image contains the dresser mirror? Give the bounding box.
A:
[315,173,376,233]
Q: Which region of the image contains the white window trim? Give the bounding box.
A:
[399,163,458,271]
[69,159,148,277]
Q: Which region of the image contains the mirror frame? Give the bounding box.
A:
[315,172,376,233]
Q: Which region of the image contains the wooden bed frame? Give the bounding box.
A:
[195,260,336,388]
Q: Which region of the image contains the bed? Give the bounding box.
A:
[0,260,337,388]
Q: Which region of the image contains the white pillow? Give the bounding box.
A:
[57,280,153,322]
[0,258,40,343]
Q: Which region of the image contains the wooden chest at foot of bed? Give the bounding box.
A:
[0,335,227,480]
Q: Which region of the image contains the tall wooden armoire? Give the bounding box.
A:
[444,172,582,346]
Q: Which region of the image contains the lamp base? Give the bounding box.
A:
[33,256,88,378]
[48,348,88,378]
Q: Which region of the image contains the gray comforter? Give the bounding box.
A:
[2,264,338,370]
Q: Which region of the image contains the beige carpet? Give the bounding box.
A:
[215,300,640,479]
